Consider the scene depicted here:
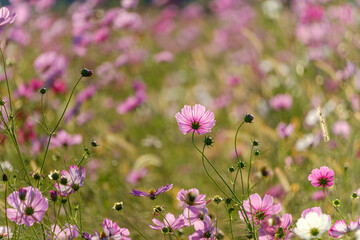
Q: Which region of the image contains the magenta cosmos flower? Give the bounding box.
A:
[150,213,185,234]
[0,7,16,29]
[239,193,281,225]
[130,184,172,200]
[175,104,215,135]
[0,226,12,238]
[54,165,86,196]
[329,219,360,238]
[83,218,130,240]
[188,215,216,240]
[176,188,206,208]
[269,94,293,111]
[308,166,334,187]
[259,214,294,240]
[6,187,49,227]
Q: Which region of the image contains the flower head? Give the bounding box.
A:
[0,7,16,29]
[175,104,215,135]
[294,207,331,240]
[177,188,206,208]
[54,165,86,197]
[130,184,172,200]
[329,219,360,238]
[150,213,185,234]
[48,224,79,240]
[6,187,49,227]
[188,215,216,240]
[259,214,294,240]
[239,193,281,225]
[308,166,334,187]
[83,218,130,240]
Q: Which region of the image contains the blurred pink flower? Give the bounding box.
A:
[33,51,67,81]
[83,218,130,240]
[329,220,360,238]
[269,94,293,111]
[277,122,294,138]
[177,188,206,208]
[332,121,351,139]
[48,224,79,239]
[126,168,148,185]
[154,51,174,63]
[50,130,82,148]
[308,166,334,188]
[175,104,216,135]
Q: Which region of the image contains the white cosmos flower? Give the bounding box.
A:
[294,210,331,240]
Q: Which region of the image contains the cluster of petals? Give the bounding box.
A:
[175,104,216,135]
[54,165,86,197]
[50,130,83,148]
[329,219,360,238]
[130,184,172,200]
[294,207,331,240]
[0,7,16,29]
[259,214,294,240]
[7,186,49,227]
[188,215,216,240]
[83,218,130,240]
[239,193,281,225]
[149,213,185,234]
[48,224,79,239]
[308,166,334,187]
[177,188,206,208]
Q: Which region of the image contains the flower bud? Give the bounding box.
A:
[237,161,245,169]
[81,68,93,77]
[351,192,358,199]
[48,170,60,181]
[40,88,47,94]
[91,140,99,147]
[332,199,341,207]
[213,195,223,204]
[61,198,67,204]
[161,227,170,234]
[50,190,58,202]
[113,202,124,211]
[203,136,214,147]
[2,173,8,182]
[19,188,27,200]
[228,166,235,172]
[225,198,232,205]
[244,113,254,123]
[0,99,5,106]
[254,149,260,156]
[252,140,259,146]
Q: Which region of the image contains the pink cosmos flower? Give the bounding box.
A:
[126,168,148,185]
[33,51,67,81]
[182,206,208,227]
[308,166,335,187]
[269,94,293,111]
[177,188,206,208]
[54,165,86,197]
[130,184,172,200]
[311,190,326,201]
[0,226,12,238]
[239,193,281,225]
[150,213,185,234]
[329,219,360,238]
[48,224,79,239]
[7,187,49,227]
[277,122,294,139]
[0,7,16,29]
[259,214,294,240]
[50,130,83,148]
[175,104,216,135]
[83,218,130,240]
[188,215,216,240]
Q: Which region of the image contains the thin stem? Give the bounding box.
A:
[5,182,10,240]
[352,199,355,221]
[0,48,12,115]
[323,188,347,222]
[38,76,83,182]
[77,192,83,232]
[247,145,254,197]
[233,121,245,198]
[41,95,50,133]
[121,210,148,240]
[228,210,235,240]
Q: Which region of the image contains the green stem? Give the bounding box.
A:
[228,210,235,240]
[0,48,12,115]
[121,210,148,240]
[323,188,347,222]
[352,198,355,221]
[247,146,254,197]
[38,76,83,184]
[233,121,245,198]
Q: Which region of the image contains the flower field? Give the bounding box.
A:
[0,0,360,239]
